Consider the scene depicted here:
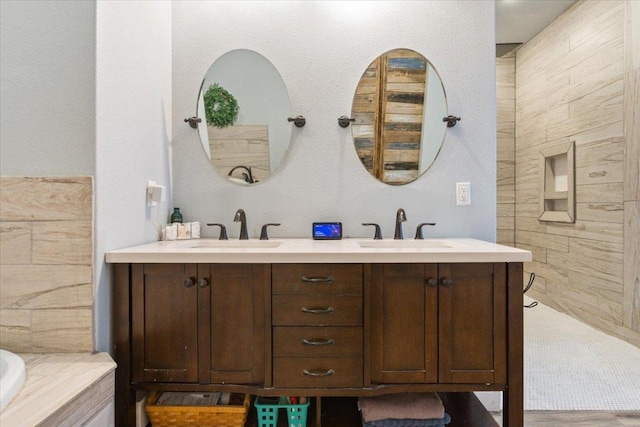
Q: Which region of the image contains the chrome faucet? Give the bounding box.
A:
[394,208,407,239]
[234,209,249,240]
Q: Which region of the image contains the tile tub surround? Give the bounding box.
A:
[105,238,532,264]
[0,177,94,353]
[0,353,115,426]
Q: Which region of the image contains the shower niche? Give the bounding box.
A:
[538,141,575,223]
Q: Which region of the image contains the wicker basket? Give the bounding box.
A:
[146,392,249,427]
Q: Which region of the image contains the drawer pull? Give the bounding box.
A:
[302,368,335,377]
[301,276,334,283]
[301,306,335,314]
[302,338,335,346]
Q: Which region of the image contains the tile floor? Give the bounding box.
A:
[490,297,640,426]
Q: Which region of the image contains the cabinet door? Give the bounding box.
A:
[131,264,198,383]
[370,264,438,383]
[438,263,507,384]
[198,264,267,385]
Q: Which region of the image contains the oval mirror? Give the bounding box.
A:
[351,48,447,185]
[197,49,293,185]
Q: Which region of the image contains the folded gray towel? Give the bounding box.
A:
[360,393,445,422]
[362,413,452,427]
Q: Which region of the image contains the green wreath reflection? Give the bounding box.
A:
[203,83,239,128]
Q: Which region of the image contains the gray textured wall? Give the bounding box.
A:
[172,1,497,241]
[0,0,96,176]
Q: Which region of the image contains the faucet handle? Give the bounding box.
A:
[260,223,281,240]
[415,223,436,240]
[206,223,228,240]
[362,223,383,240]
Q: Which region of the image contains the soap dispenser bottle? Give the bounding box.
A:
[170,208,183,223]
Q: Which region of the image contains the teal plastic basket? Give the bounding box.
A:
[255,402,279,427]
[285,402,309,427]
[254,397,310,427]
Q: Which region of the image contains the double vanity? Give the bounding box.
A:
[107,238,530,427]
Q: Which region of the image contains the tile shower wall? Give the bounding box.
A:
[0,177,93,352]
[514,0,639,346]
[496,52,516,247]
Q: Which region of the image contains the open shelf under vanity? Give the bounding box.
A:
[243,394,498,427]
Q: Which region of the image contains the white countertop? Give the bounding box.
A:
[106,238,532,263]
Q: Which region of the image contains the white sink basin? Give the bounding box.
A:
[357,239,457,249]
[189,240,282,249]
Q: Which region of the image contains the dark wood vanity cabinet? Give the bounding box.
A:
[199,263,267,385]
[130,263,267,385]
[437,263,506,384]
[272,264,364,388]
[370,263,506,385]
[370,263,439,384]
[131,264,199,383]
[114,261,523,427]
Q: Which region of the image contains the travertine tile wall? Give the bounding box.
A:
[496,52,516,247]
[0,177,93,352]
[514,0,639,346]
[622,0,640,345]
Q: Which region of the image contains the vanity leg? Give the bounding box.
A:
[315,396,322,427]
[504,263,524,427]
[114,263,136,426]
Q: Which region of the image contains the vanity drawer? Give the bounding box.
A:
[272,264,362,295]
[273,326,363,358]
[272,295,362,326]
[273,357,363,388]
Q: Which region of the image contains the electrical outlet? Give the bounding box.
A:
[456,182,471,205]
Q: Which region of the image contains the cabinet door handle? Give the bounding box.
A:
[198,278,209,288]
[302,338,335,346]
[426,278,438,287]
[301,276,334,283]
[184,278,195,288]
[301,306,335,314]
[441,278,453,287]
[302,369,335,377]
